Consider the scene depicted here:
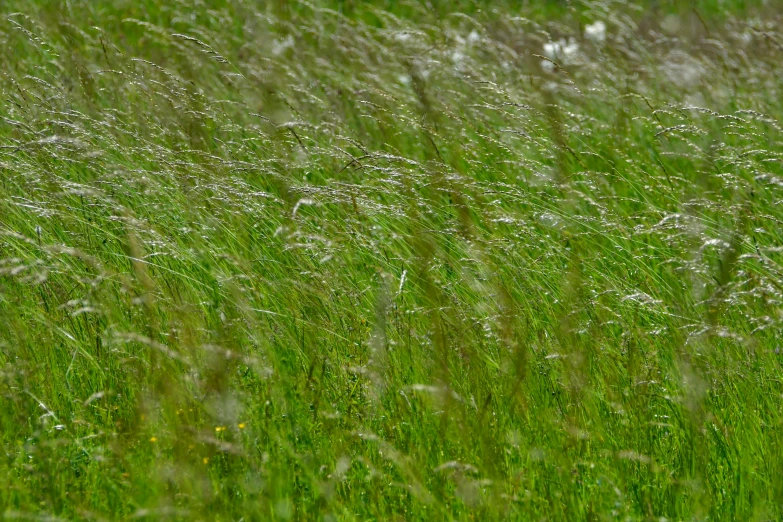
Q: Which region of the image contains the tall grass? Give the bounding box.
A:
[1,1,783,520]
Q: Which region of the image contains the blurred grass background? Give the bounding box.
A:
[1,0,783,520]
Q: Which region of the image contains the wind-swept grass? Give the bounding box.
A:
[1,1,783,520]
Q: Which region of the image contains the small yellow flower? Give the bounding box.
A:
[238,423,246,429]
[149,437,157,443]
[203,457,209,464]
[215,426,226,433]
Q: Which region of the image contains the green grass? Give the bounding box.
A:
[1,0,783,520]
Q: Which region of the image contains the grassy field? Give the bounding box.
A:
[1,0,783,520]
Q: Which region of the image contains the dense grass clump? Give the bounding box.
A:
[2,1,783,520]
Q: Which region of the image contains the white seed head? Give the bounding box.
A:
[584,21,606,43]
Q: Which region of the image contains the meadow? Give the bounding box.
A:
[1,0,783,520]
